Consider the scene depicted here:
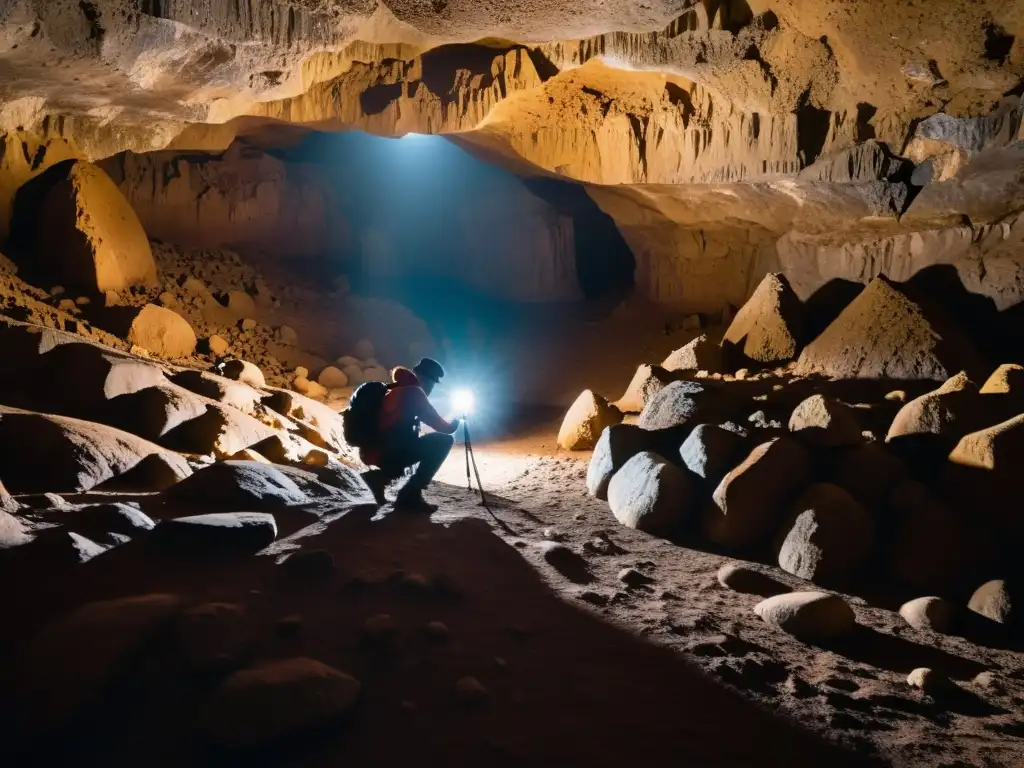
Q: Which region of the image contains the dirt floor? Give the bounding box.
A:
[4,405,1023,768]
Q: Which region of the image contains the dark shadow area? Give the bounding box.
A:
[8,158,77,283]
[795,95,831,168]
[0,505,878,768]
[420,43,514,102]
[523,177,635,303]
[856,103,877,142]
[984,23,1015,64]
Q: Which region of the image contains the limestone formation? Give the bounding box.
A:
[0,405,190,493]
[722,273,804,365]
[126,305,198,358]
[637,380,737,431]
[558,390,623,451]
[586,423,668,500]
[167,461,308,509]
[705,437,813,550]
[886,373,982,450]
[679,424,748,486]
[615,365,679,413]
[788,395,863,447]
[30,160,157,293]
[661,334,722,373]
[607,452,693,537]
[776,484,874,587]
[794,277,987,382]
[753,592,856,639]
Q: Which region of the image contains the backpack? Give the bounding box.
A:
[342,380,390,449]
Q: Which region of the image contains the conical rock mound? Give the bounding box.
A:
[794,276,986,382]
[722,273,804,365]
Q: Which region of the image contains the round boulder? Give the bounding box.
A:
[899,596,955,633]
[607,452,693,537]
[753,591,855,638]
[777,483,874,588]
[127,304,197,358]
[201,657,361,748]
[968,580,1015,625]
[317,366,349,390]
[614,364,679,414]
[558,390,623,451]
[32,159,157,293]
[788,395,862,447]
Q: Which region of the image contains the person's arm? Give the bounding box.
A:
[411,388,459,434]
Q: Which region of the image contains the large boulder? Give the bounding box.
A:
[30,159,157,293]
[886,372,982,452]
[886,480,995,591]
[125,304,197,358]
[160,400,278,458]
[57,502,155,542]
[96,451,192,492]
[788,395,863,447]
[899,597,955,633]
[679,424,748,486]
[830,443,907,511]
[152,512,278,555]
[722,273,804,365]
[705,437,813,550]
[11,594,184,739]
[607,452,693,537]
[586,423,670,500]
[558,390,622,451]
[661,334,723,373]
[637,380,738,431]
[614,365,679,414]
[753,591,856,638]
[776,483,875,587]
[947,414,1024,532]
[793,276,987,381]
[200,658,361,749]
[0,405,190,493]
[168,461,308,509]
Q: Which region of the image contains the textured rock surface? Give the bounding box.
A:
[558,390,622,451]
[27,160,157,293]
[607,451,693,537]
[722,273,804,365]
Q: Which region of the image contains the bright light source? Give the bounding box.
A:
[452,388,475,416]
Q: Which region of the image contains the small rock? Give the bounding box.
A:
[907,667,949,693]
[241,318,257,331]
[51,285,65,296]
[717,563,789,597]
[899,596,955,633]
[557,389,623,450]
[277,325,299,345]
[208,335,230,356]
[363,614,399,643]
[885,390,908,403]
[579,591,610,606]
[973,671,1001,691]
[355,339,375,359]
[317,366,349,390]
[75,296,90,306]
[734,368,749,380]
[295,366,309,379]
[535,541,592,584]
[618,567,654,587]
[158,291,176,307]
[424,621,450,641]
[454,676,488,703]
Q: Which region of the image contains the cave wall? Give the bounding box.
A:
[97,143,348,261]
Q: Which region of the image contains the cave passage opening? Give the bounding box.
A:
[285,130,636,336]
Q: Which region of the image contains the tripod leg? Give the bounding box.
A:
[463,421,471,490]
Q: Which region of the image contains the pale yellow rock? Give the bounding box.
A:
[128,305,197,358]
[980,364,1024,395]
[209,335,230,356]
[557,390,623,451]
[34,160,157,293]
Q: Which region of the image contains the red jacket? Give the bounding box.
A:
[360,367,458,467]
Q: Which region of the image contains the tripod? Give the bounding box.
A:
[461,418,513,533]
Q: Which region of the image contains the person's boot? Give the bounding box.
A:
[394,485,437,512]
[361,469,388,505]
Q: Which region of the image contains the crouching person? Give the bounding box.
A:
[343,357,460,512]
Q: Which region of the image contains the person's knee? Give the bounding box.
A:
[425,432,454,457]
